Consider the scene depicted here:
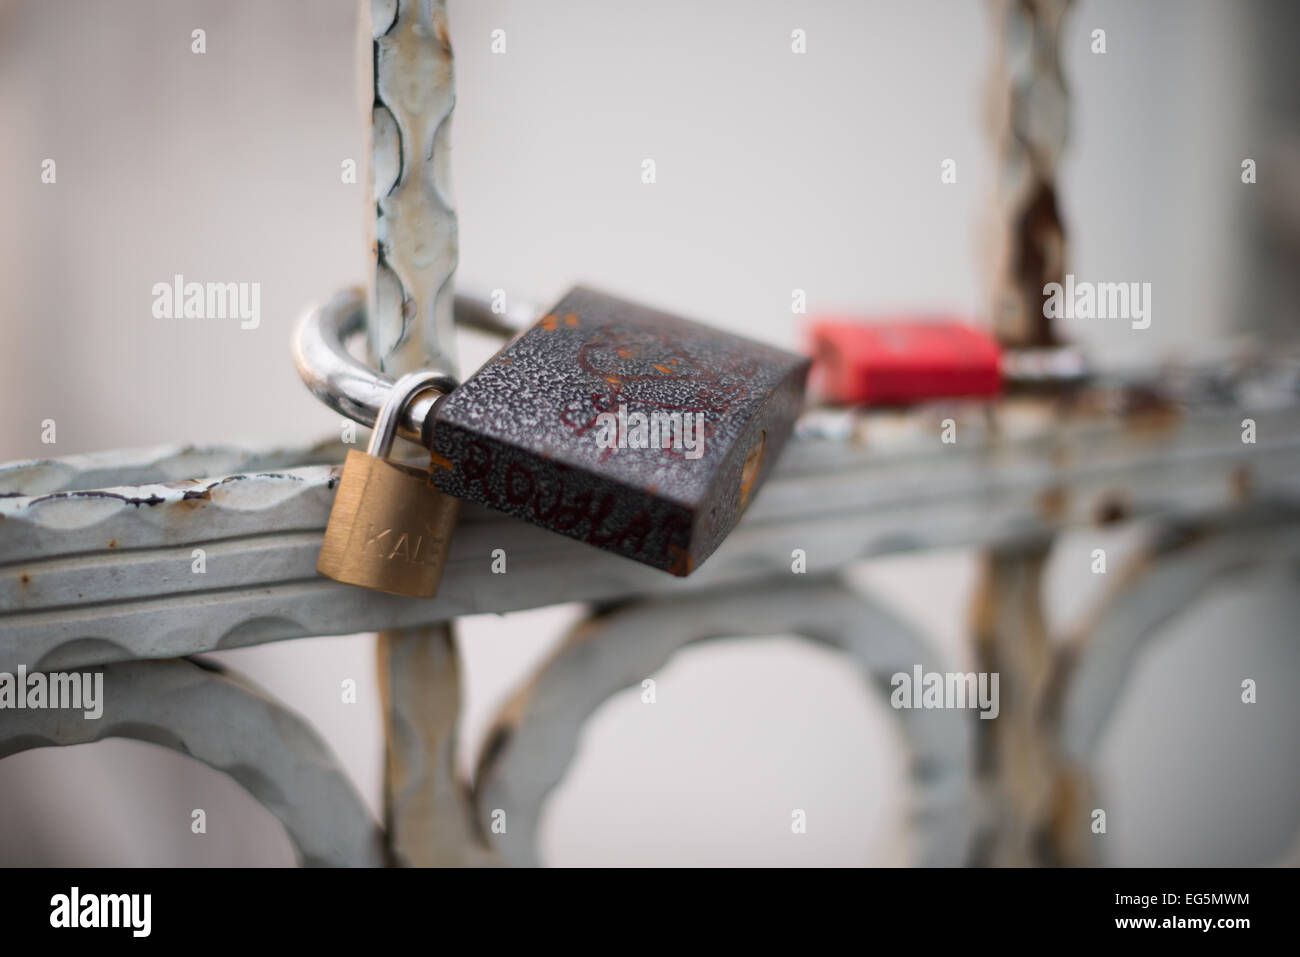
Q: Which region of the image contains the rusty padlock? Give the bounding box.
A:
[317,370,461,597]
[423,287,810,576]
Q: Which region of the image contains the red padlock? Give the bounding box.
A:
[808,318,1003,405]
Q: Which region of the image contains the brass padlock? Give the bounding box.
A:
[317,371,461,597]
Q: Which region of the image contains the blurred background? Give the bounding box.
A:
[0,0,1297,865]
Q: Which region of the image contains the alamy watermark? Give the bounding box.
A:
[0,665,103,719]
[890,666,1000,720]
[50,887,150,937]
[151,273,260,329]
[1043,273,1151,330]
[594,404,706,460]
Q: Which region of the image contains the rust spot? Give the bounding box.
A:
[605,376,621,386]
[1094,492,1128,526]
[1229,464,1252,502]
[1121,385,1181,432]
[1041,645,1079,729]
[617,348,634,359]
[667,545,695,577]
[180,488,211,506]
[435,15,452,49]
[739,430,767,509]
[1043,767,1092,867]
[108,539,118,548]
[475,724,514,787]
[20,572,30,585]
[564,313,579,327]
[540,314,558,331]
[1060,387,1109,418]
[29,490,164,508]
[1037,485,1068,519]
[428,450,453,473]
[653,364,674,375]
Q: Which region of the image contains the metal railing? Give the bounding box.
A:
[2,0,1297,867]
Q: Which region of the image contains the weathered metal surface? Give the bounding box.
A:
[2,401,1297,673]
[366,0,459,377]
[377,622,489,867]
[470,579,974,867]
[360,0,472,872]
[969,539,1091,867]
[987,0,1072,347]
[0,440,350,497]
[0,658,384,867]
[961,506,1300,867]
[427,287,812,575]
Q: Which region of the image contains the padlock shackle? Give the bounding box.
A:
[367,371,450,458]
[293,288,531,447]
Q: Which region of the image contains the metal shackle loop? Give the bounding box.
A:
[292,287,533,448]
[367,370,450,459]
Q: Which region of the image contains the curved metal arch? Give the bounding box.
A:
[1060,510,1300,764]
[471,577,976,867]
[0,658,385,867]
[1056,507,1300,866]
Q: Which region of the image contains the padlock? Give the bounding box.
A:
[317,370,461,597]
[423,287,810,576]
[808,317,1003,405]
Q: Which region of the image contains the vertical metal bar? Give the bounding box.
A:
[986,0,1071,348]
[969,540,1092,866]
[976,3,1087,865]
[377,623,481,866]
[367,0,460,377]
[361,0,475,865]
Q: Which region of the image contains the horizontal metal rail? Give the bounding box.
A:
[3,390,1296,673]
